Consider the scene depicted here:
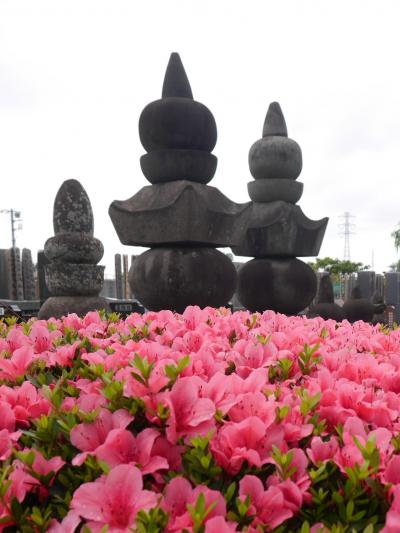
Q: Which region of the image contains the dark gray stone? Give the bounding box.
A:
[109,180,248,247]
[307,274,345,321]
[237,257,317,314]
[342,286,375,323]
[162,52,193,98]
[39,179,107,317]
[139,98,217,153]
[115,254,123,299]
[10,248,24,300]
[37,250,52,301]
[249,136,302,181]
[0,249,13,299]
[130,247,237,313]
[247,179,303,203]
[232,201,328,257]
[38,296,109,320]
[45,263,104,296]
[357,271,376,300]
[140,150,217,184]
[22,248,36,300]
[44,233,104,263]
[262,102,288,137]
[53,179,94,235]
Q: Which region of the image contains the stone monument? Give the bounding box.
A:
[307,273,345,321]
[109,53,244,312]
[21,248,36,300]
[232,102,328,314]
[39,179,109,319]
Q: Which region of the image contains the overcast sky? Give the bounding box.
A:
[1,0,400,276]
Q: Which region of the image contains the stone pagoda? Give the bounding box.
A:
[109,53,245,313]
[232,102,328,314]
[39,179,108,319]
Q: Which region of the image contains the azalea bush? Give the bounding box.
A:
[1,307,400,532]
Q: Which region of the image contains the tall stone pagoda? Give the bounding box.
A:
[233,102,328,314]
[109,53,244,313]
[39,179,108,319]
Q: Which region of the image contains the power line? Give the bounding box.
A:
[338,212,356,261]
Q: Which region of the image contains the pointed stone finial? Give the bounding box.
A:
[53,179,94,235]
[162,53,193,99]
[262,102,288,137]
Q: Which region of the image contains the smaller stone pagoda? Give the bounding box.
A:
[39,179,108,319]
[233,102,328,314]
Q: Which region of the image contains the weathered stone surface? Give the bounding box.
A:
[22,248,36,300]
[249,136,302,180]
[130,247,237,313]
[109,180,248,247]
[262,102,288,137]
[37,250,51,301]
[38,296,109,319]
[140,150,217,184]
[307,273,345,321]
[45,263,104,296]
[247,179,303,203]
[237,257,317,314]
[232,201,328,257]
[44,233,104,263]
[53,179,94,235]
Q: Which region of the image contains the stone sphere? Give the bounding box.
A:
[45,263,105,296]
[249,137,302,180]
[130,247,237,313]
[139,98,217,152]
[44,233,104,264]
[237,257,317,314]
[247,179,303,203]
[140,150,217,184]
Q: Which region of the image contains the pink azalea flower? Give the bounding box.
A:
[382,485,400,533]
[71,464,157,532]
[160,377,216,444]
[238,475,293,529]
[163,477,226,532]
[0,345,35,381]
[307,436,339,465]
[70,408,133,466]
[94,428,169,474]
[48,510,81,533]
[211,416,284,474]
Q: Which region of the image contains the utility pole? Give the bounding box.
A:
[339,212,356,261]
[0,209,22,248]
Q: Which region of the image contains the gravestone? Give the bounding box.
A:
[37,250,51,302]
[357,271,376,300]
[110,53,243,312]
[39,179,109,319]
[0,249,13,299]
[233,103,328,314]
[21,248,36,300]
[385,272,400,323]
[115,254,123,299]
